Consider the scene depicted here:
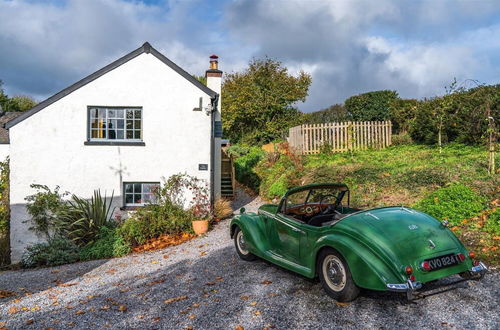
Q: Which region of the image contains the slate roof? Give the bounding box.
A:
[0,112,23,143]
[5,42,217,129]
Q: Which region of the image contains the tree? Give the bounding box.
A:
[10,95,37,112]
[389,98,419,134]
[0,80,37,112]
[193,75,207,86]
[222,58,311,145]
[302,104,349,124]
[345,90,398,121]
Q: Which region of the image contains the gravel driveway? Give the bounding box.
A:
[1,188,499,329]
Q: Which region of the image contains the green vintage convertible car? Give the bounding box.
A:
[230,183,488,301]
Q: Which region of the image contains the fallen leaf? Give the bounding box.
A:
[335,302,350,307]
[185,326,193,330]
[250,301,257,306]
[199,251,207,256]
[152,317,161,322]
[164,296,188,305]
[254,311,261,316]
[75,310,85,315]
[267,293,278,297]
[100,305,111,310]
[215,276,223,281]
[260,280,272,285]
[57,281,78,287]
[192,303,200,308]
[240,295,250,301]
[8,306,20,314]
[67,322,76,327]
[0,290,17,298]
[235,326,244,330]
[51,269,61,273]
[151,260,159,264]
[106,269,117,274]
[188,314,196,320]
[137,315,145,319]
[205,281,216,286]
[146,279,165,286]
[163,255,170,259]
[26,319,34,325]
[118,305,127,312]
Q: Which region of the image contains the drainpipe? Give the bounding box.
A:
[209,94,219,207]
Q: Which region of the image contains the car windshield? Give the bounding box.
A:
[284,186,348,209]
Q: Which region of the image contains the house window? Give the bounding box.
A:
[124,182,160,206]
[89,107,142,141]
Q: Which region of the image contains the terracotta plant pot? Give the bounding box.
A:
[192,219,209,235]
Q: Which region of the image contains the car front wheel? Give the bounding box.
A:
[318,248,359,302]
[234,227,256,261]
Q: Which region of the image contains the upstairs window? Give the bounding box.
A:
[88,107,142,141]
[124,182,160,206]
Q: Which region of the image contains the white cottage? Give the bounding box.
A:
[4,42,224,262]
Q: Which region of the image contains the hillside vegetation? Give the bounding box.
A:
[233,143,499,265]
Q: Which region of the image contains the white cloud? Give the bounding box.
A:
[0,0,499,111]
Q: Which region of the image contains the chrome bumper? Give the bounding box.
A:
[470,261,488,275]
[387,261,488,300]
[387,280,422,292]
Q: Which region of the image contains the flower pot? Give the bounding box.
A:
[192,219,209,235]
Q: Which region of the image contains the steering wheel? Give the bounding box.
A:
[319,194,339,212]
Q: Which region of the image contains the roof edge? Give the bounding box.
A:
[6,42,217,129]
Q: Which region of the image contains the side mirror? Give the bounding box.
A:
[240,207,245,214]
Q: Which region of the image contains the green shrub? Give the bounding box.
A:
[345,90,398,121]
[226,144,251,158]
[234,147,265,191]
[80,226,130,261]
[413,184,487,225]
[25,184,69,238]
[119,203,194,246]
[484,208,500,236]
[268,175,288,198]
[21,237,80,268]
[56,190,115,246]
[0,159,9,266]
[391,132,413,146]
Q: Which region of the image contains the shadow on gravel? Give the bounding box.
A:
[6,241,496,329]
[0,259,108,305]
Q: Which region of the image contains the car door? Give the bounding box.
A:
[271,213,306,264]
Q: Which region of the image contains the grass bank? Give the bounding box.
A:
[235,143,499,265]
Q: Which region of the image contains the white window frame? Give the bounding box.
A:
[88,106,143,142]
[123,182,160,207]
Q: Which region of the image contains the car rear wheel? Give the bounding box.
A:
[234,227,257,261]
[318,248,359,302]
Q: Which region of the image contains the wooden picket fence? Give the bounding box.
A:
[288,121,392,154]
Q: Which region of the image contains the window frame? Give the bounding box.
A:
[123,182,160,207]
[86,106,144,145]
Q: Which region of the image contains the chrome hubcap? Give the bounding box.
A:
[237,231,249,255]
[323,255,346,292]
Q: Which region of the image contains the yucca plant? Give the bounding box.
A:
[57,190,115,246]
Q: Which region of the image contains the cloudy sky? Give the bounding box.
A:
[1,0,499,112]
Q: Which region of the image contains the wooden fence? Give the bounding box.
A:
[288,121,392,154]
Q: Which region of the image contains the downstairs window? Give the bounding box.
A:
[124,182,160,207]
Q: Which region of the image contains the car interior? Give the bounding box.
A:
[280,187,361,227]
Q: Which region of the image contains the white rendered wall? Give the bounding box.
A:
[9,53,213,262]
[206,75,222,198]
[0,145,9,163]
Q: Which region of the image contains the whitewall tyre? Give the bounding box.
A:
[234,227,257,261]
[318,248,359,302]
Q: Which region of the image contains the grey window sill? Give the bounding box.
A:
[84,141,145,146]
